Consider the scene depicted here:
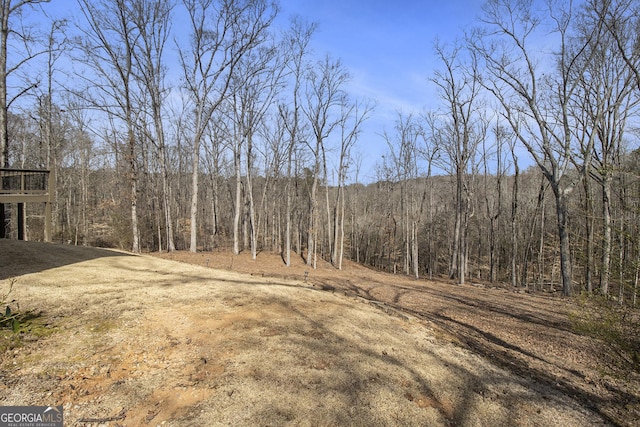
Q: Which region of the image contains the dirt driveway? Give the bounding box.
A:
[0,241,636,426]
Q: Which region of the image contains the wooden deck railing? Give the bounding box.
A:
[0,168,54,241]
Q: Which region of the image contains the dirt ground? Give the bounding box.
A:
[0,241,638,426]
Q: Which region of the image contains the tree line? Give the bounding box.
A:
[1,0,639,301]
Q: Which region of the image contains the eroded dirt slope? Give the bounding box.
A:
[0,241,633,426]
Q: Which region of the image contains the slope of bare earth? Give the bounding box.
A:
[0,241,636,426]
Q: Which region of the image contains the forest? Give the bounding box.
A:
[0,0,639,301]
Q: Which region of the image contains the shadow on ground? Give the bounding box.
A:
[309,275,637,426]
[0,239,132,280]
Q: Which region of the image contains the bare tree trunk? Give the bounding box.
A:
[634,236,639,307]
[601,173,613,295]
[323,154,332,265]
[450,175,463,281]
[308,168,318,267]
[428,178,434,280]
[582,172,595,294]
[338,185,345,270]
[285,173,292,266]
[618,221,624,304]
[190,143,200,252]
[553,185,573,296]
[537,198,546,291]
[412,221,419,279]
[212,179,219,237]
[459,191,470,286]
[129,129,140,252]
[246,132,257,260]
[511,154,519,288]
[486,126,504,283]
[233,136,242,255]
[256,165,272,254]
[332,184,340,268]
[0,1,7,169]
[247,177,257,259]
[404,187,410,275]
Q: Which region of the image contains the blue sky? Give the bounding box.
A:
[40,0,487,181]
[281,0,482,109]
[278,1,486,180]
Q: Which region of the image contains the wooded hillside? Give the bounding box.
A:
[0,0,639,300]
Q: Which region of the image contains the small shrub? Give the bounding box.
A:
[1,279,20,333]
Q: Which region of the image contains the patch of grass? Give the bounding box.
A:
[1,279,58,353]
[20,312,57,338]
[570,295,640,377]
[0,312,56,353]
[88,319,118,334]
[0,330,22,353]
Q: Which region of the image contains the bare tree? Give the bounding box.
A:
[333,99,371,269]
[383,112,422,278]
[64,102,93,245]
[302,55,348,268]
[130,0,176,252]
[178,0,276,253]
[508,135,520,288]
[228,38,286,258]
[29,18,68,240]
[201,114,230,245]
[431,41,485,285]
[0,0,51,167]
[77,0,176,253]
[76,0,144,252]
[256,110,287,252]
[484,121,508,283]
[575,0,640,295]
[0,0,51,238]
[474,0,605,295]
[603,0,640,91]
[279,17,316,266]
[419,112,441,280]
